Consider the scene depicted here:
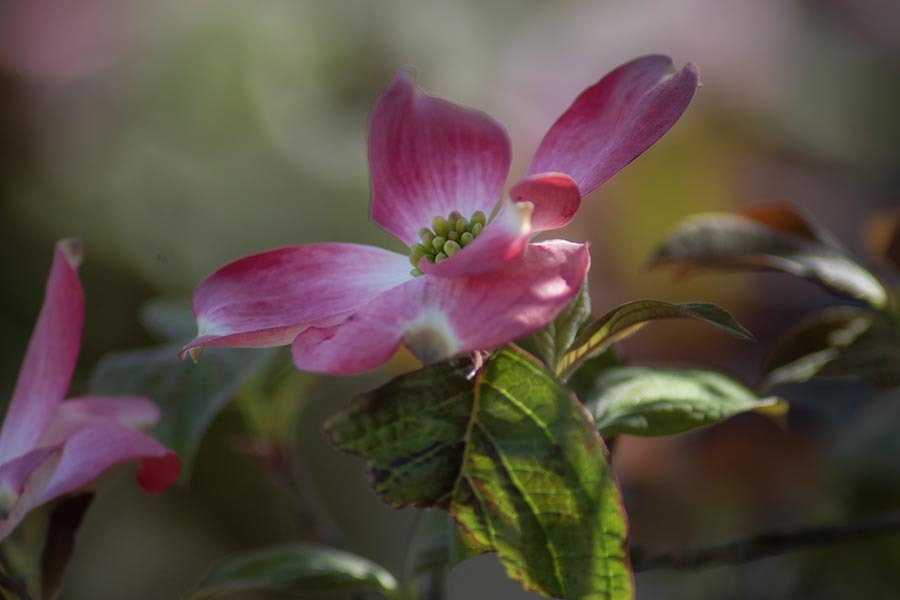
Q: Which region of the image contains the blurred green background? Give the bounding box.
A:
[1,0,899,598]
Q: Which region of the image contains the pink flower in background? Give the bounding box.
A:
[0,241,180,541]
[181,55,698,375]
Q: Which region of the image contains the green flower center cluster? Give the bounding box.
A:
[408,210,487,276]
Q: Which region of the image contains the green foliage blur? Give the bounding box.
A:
[1,1,899,598]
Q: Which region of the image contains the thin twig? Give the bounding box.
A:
[258,441,346,547]
[631,509,900,572]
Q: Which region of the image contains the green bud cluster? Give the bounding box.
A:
[408,210,487,275]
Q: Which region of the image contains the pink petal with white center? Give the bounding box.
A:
[0,240,83,464]
[36,419,179,505]
[509,173,581,232]
[419,199,532,278]
[181,243,412,358]
[292,240,590,375]
[369,70,512,246]
[529,55,700,196]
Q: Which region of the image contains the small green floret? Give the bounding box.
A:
[432,216,450,237]
[408,209,488,275]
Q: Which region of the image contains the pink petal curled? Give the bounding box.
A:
[0,409,179,543]
[0,240,83,463]
[138,452,182,495]
[369,70,512,246]
[529,55,700,196]
[181,243,412,358]
[509,173,582,232]
[419,199,532,278]
[33,395,177,500]
[292,240,590,375]
[38,396,160,447]
[36,419,178,505]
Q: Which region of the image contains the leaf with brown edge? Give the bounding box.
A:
[650,205,888,309]
[325,347,633,599]
[763,307,900,389]
[865,210,900,272]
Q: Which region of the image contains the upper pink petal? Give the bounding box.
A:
[181,243,412,357]
[509,173,582,232]
[0,240,83,463]
[419,199,532,278]
[369,70,512,246]
[291,240,590,375]
[529,55,700,196]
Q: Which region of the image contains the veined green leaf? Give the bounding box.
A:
[649,205,888,310]
[186,543,398,599]
[326,347,633,599]
[763,307,900,389]
[557,300,752,381]
[582,367,785,437]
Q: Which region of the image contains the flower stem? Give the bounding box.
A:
[0,548,32,600]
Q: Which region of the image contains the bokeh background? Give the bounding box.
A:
[1,0,899,598]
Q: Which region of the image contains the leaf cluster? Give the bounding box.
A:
[651,204,900,390]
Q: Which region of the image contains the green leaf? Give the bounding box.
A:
[187,543,398,599]
[557,300,752,381]
[763,307,900,389]
[649,205,888,309]
[582,367,785,437]
[567,349,628,406]
[326,347,632,599]
[519,279,592,371]
[139,299,199,342]
[403,510,479,584]
[402,510,481,600]
[89,345,274,479]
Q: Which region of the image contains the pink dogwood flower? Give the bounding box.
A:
[181,55,699,375]
[0,240,180,542]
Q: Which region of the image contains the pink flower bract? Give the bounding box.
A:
[181,55,699,375]
[0,241,180,542]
